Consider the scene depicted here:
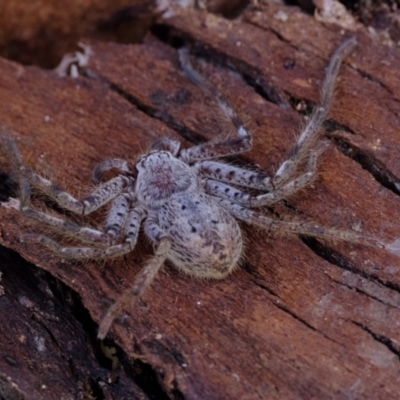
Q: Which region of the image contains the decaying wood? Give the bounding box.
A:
[0,0,156,68]
[1,1,400,399]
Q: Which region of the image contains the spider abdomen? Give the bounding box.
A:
[158,191,242,279]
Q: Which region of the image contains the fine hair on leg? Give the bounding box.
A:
[98,237,171,339]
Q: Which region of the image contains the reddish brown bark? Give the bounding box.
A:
[1,1,400,399]
[0,0,156,68]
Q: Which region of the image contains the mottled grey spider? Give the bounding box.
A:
[1,37,392,339]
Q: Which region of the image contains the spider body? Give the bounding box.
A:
[159,190,242,277]
[1,37,387,339]
[136,150,194,205]
[137,149,243,277]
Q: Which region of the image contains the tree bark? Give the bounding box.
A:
[1,1,400,399]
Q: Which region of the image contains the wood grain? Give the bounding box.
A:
[1,2,400,399]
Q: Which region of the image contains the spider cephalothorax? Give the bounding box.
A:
[1,37,392,339]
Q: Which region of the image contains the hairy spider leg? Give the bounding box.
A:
[202,142,328,207]
[217,198,385,249]
[0,133,31,206]
[178,49,252,163]
[195,160,272,190]
[98,224,171,339]
[92,158,131,183]
[21,204,144,258]
[273,37,357,187]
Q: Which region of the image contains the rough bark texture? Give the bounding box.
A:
[1,1,400,399]
[0,0,156,68]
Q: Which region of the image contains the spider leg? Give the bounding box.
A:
[195,160,272,190]
[143,214,169,243]
[205,178,313,208]
[20,205,144,258]
[20,234,133,258]
[1,134,132,215]
[23,168,131,215]
[178,49,252,163]
[98,235,171,339]
[104,192,140,241]
[22,207,113,245]
[216,198,384,249]
[273,37,357,188]
[203,142,328,207]
[0,133,31,206]
[21,192,139,246]
[92,158,131,183]
[150,137,181,156]
[180,137,252,163]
